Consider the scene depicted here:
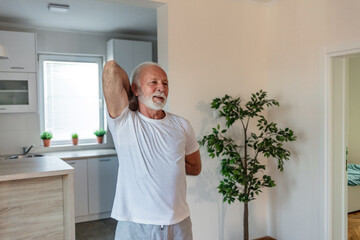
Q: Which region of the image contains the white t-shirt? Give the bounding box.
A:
[107,106,199,225]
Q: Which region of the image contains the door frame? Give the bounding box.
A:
[325,43,360,240]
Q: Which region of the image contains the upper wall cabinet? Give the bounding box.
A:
[106,39,152,78]
[0,30,36,73]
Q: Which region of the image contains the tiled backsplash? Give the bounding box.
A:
[0,112,115,156]
[0,113,41,155]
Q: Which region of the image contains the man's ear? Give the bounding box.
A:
[131,83,139,96]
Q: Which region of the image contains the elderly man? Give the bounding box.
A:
[102,60,201,240]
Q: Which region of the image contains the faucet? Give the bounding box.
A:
[23,145,34,155]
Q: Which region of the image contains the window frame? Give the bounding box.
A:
[38,53,105,146]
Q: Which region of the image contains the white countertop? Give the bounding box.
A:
[0,156,74,182]
[0,149,116,182]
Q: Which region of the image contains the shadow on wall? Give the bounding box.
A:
[187,99,246,240]
[187,156,228,240]
[188,100,229,203]
[266,99,301,237]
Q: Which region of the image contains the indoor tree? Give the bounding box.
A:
[199,90,296,240]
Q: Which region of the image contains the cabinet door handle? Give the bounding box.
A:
[68,162,76,165]
[10,67,25,70]
[0,108,7,110]
[99,159,111,162]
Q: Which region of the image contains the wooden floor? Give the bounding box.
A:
[349,211,360,240]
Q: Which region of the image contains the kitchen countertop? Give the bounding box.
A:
[44,149,117,160]
[0,156,74,182]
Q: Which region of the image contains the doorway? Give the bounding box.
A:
[327,47,360,240]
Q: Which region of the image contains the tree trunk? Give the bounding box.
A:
[244,202,249,240]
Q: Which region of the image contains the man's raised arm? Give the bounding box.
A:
[102,60,131,118]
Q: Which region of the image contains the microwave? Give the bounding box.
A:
[0,72,37,113]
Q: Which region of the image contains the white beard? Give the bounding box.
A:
[138,90,167,111]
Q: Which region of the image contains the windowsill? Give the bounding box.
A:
[42,142,107,148]
[35,141,114,156]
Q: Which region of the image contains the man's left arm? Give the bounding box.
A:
[185,150,201,176]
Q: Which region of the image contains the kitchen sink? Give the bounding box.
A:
[7,154,44,159]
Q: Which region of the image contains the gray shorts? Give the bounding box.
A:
[114,217,193,240]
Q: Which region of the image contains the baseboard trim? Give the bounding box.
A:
[75,212,111,223]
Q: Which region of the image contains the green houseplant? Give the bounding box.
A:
[72,133,79,145]
[199,90,296,240]
[40,131,53,147]
[94,128,106,144]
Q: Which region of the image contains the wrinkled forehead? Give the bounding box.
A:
[139,65,168,83]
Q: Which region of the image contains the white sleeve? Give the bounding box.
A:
[107,105,130,133]
[185,120,199,155]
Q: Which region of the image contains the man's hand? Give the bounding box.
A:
[185,150,201,176]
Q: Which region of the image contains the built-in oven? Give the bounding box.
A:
[0,72,37,113]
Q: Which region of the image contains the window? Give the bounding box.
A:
[39,54,105,145]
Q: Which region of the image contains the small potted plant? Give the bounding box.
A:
[94,128,106,144]
[40,131,53,147]
[72,133,79,145]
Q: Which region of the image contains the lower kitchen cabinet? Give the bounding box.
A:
[67,160,88,217]
[66,156,118,223]
[88,157,118,214]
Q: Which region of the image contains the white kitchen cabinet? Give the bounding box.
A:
[88,156,118,214]
[67,159,89,217]
[0,72,37,113]
[0,30,36,72]
[107,39,152,77]
[65,156,118,223]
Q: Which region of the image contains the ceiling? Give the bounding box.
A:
[0,0,158,37]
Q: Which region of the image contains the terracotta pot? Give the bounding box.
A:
[97,136,104,144]
[253,236,276,240]
[72,138,78,145]
[43,139,51,147]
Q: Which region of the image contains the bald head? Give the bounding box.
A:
[131,62,165,87]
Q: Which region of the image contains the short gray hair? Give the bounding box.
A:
[130,62,163,87]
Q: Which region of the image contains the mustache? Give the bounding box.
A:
[152,92,166,99]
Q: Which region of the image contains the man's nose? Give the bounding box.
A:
[156,83,166,91]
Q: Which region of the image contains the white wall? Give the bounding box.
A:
[156,0,360,239]
[157,1,270,239]
[348,56,360,165]
[266,0,360,239]
[266,0,327,238]
[0,28,155,155]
